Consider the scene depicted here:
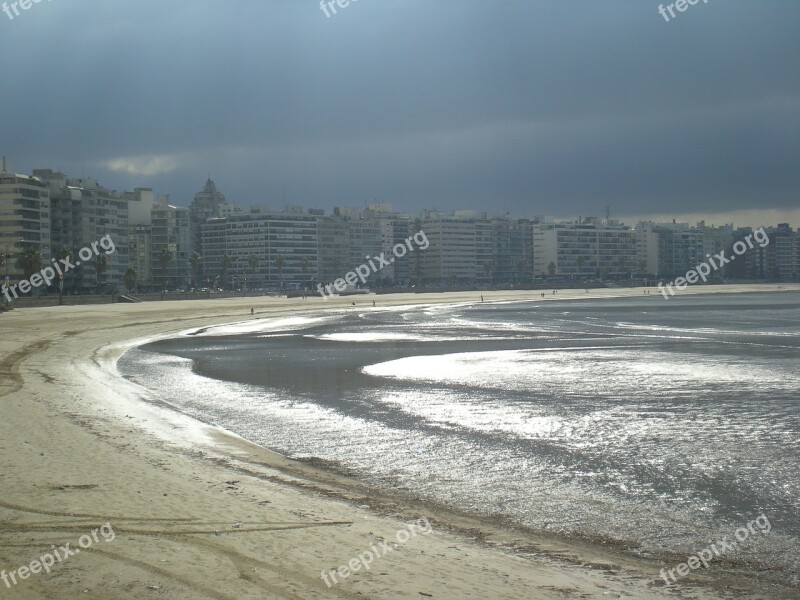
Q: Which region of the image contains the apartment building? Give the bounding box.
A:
[189,178,231,266]
[128,224,152,288]
[491,216,531,284]
[202,208,318,289]
[0,159,51,288]
[730,224,798,280]
[151,196,192,290]
[416,210,493,284]
[634,225,659,277]
[316,212,353,285]
[635,221,734,280]
[768,224,798,280]
[35,170,127,292]
[641,222,706,279]
[533,219,638,280]
[362,203,414,285]
[122,188,155,289]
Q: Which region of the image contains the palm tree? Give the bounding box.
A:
[16,247,43,296]
[93,254,108,291]
[220,253,232,290]
[547,262,556,278]
[275,255,286,289]
[247,255,259,290]
[482,261,493,282]
[300,256,310,288]
[123,266,138,292]
[190,252,202,288]
[17,246,43,279]
[158,247,173,291]
[53,247,71,299]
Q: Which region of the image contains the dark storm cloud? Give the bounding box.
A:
[1,0,798,221]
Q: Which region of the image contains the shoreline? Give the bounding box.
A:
[1,285,798,599]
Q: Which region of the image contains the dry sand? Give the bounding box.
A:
[1,285,798,599]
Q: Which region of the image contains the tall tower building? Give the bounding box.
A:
[189,177,229,266]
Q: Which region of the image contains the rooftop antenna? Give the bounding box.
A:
[1,156,6,173]
[606,206,610,223]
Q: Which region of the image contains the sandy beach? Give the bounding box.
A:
[1,285,798,599]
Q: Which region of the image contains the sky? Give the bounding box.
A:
[1,0,798,227]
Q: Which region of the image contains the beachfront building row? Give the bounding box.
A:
[634,221,735,281]
[35,171,191,294]
[36,169,130,292]
[726,224,799,281]
[197,204,416,290]
[198,208,800,288]
[2,160,799,295]
[0,161,195,294]
[144,204,800,289]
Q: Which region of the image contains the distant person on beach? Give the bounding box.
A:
[250,308,254,315]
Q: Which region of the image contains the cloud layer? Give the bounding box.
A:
[1,0,798,225]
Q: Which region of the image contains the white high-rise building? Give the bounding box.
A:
[417,210,491,284]
[533,219,638,280]
[0,159,51,290]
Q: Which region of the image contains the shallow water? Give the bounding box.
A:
[119,292,800,584]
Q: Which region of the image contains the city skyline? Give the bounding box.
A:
[1,156,797,232]
[2,163,797,294]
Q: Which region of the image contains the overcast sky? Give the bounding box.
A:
[1,0,798,226]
